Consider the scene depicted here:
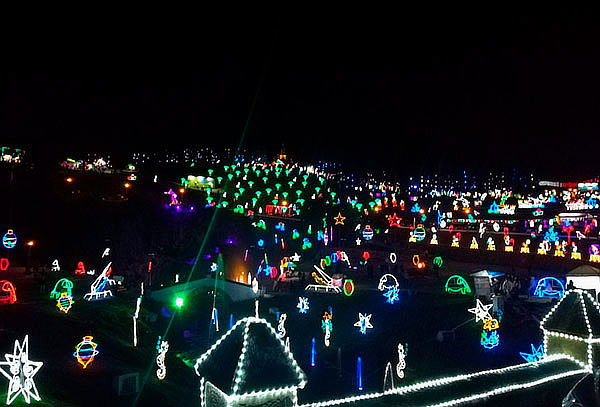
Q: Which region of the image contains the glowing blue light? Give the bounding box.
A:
[229,313,234,329]
[533,277,565,298]
[480,330,500,349]
[257,239,264,247]
[356,357,363,391]
[544,226,559,242]
[383,287,399,304]
[520,344,544,363]
[310,337,316,367]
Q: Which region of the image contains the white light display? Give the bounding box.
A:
[468,299,493,323]
[353,313,373,334]
[396,343,406,379]
[277,313,287,339]
[156,338,169,380]
[0,336,43,405]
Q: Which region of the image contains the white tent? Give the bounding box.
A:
[470,270,504,299]
[567,265,600,297]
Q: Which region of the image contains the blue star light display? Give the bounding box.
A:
[520,344,544,363]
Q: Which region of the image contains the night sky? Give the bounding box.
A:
[3,6,600,178]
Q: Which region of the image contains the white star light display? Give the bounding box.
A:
[0,335,43,405]
[468,299,493,323]
[353,313,374,334]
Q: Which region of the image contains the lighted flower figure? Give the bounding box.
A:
[520,344,544,363]
[73,336,99,369]
[383,287,400,304]
[0,335,43,405]
[334,212,346,225]
[468,299,493,323]
[387,213,401,228]
[297,297,309,314]
[354,313,374,335]
[210,262,218,272]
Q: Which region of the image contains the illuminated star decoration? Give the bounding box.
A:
[334,212,346,225]
[383,287,400,304]
[0,335,43,405]
[520,344,544,363]
[387,213,402,228]
[290,252,301,262]
[353,313,374,335]
[297,297,309,314]
[468,299,493,323]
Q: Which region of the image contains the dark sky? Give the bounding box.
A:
[3,6,600,178]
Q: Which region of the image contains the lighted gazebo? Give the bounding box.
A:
[541,289,600,369]
[194,316,306,407]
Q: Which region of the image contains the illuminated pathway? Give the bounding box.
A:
[302,356,585,407]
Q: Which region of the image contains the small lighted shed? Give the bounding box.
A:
[194,316,306,407]
[469,270,504,299]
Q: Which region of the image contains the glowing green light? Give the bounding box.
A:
[175,297,184,308]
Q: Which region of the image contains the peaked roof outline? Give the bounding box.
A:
[194,316,306,395]
[541,289,600,338]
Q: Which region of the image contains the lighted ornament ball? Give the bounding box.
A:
[361,225,374,241]
[73,336,100,369]
[2,229,17,249]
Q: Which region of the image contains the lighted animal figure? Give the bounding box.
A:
[0,280,17,304]
[378,274,399,292]
[520,240,530,254]
[486,237,496,251]
[533,277,565,298]
[553,241,565,257]
[164,188,179,206]
[396,343,406,379]
[322,312,333,347]
[503,235,514,252]
[50,278,73,300]
[451,233,461,247]
[276,313,287,339]
[156,338,169,380]
[537,240,550,255]
[589,244,600,263]
[445,275,472,295]
[470,237,479,250]
[73,336,99,369]
[571,242,581,260]
[74,261,86,275]
[83,262,115,301]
